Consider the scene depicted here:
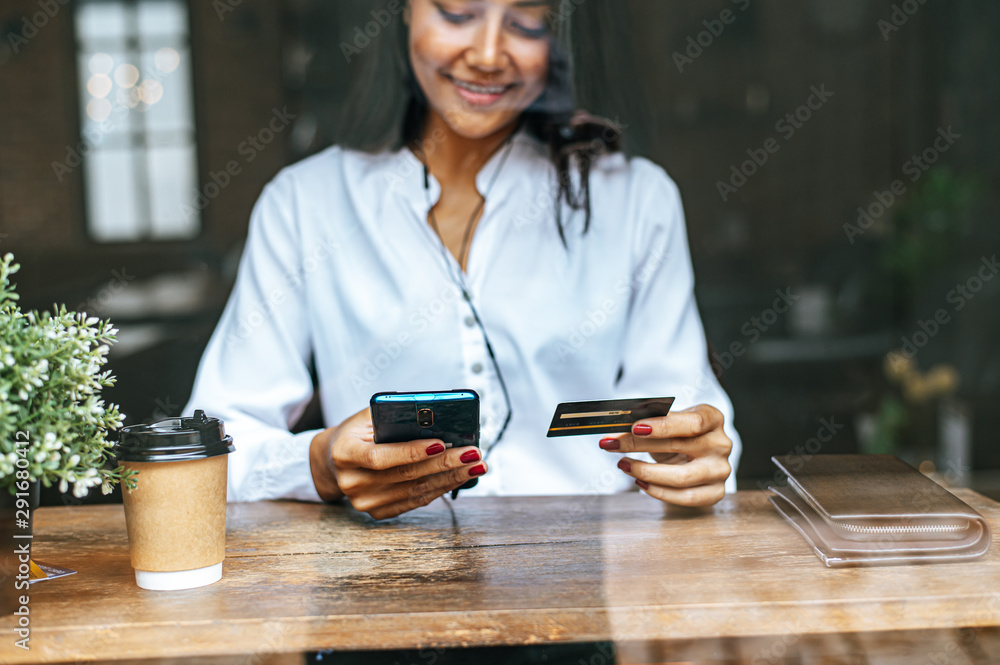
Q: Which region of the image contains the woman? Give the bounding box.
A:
[185,0,741,519]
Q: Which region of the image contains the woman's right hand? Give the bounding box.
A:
[309,408,487,519]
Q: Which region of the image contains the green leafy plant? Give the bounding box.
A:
[0,253,136,497]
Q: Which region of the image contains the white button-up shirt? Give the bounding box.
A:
[184,131,742,502]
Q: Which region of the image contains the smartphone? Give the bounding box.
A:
[370,390,481,491]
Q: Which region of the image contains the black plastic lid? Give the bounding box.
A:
[116,410,235,463]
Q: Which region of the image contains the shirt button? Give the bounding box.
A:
[471,362,484,374]
[464,315,476,328]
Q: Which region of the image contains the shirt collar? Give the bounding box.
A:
[391,125,544,218]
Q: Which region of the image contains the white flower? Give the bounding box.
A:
[59,479,68,493]
[68,454,80,466]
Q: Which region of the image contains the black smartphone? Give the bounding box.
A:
[370,390,481,491]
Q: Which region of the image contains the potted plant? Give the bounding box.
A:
[863,350,960,462]
[1,253,135,613]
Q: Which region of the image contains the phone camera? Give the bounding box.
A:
[417,408,434,428]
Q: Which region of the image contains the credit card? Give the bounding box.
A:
[546,397,675,437]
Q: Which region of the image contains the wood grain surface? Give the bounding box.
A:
[1,490,999,663]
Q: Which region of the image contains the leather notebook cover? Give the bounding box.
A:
[769,454,991,567]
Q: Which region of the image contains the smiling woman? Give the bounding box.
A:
[184,0,741,525]
[335,0,641,242]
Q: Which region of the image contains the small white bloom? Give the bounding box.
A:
[59,479,68,493]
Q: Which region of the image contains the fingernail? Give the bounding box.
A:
[635,479,650,490]
[599,438,620,450]
[426,442,445,456]
[468,464,486,477]
[460,449,481,464]
[632,424,652,436]
[617,458,631,473]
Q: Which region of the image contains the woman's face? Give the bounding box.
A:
[407,0,551,140]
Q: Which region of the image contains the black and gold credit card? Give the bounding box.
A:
[546,397,675,437]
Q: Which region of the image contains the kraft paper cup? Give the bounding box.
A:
[116,410,234,591]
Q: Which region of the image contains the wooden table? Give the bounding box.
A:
[2,490,1000,664]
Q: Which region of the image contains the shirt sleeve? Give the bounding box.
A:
[183,175,324,503]
[614,161,742,493]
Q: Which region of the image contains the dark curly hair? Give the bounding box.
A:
[333,0,643,245]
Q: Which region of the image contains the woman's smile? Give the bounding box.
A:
[444,73,519,107]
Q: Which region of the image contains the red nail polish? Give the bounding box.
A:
[617,458,631,473]
[460,449,481,464]
[632,424,652,436]
[426,443,445,456]
[468,464,486,477]
[636,479,650,490]
[599,438,620,450]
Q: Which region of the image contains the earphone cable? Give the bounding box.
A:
[421,138,516,459]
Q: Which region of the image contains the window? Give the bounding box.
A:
[74,0,198,242]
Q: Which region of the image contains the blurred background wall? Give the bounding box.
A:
[1,0,997,505]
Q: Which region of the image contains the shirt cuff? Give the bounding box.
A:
[234,429,325,503]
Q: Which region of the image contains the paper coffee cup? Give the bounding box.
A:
[116,410,234,591]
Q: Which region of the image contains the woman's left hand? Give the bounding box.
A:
[599,404,733,507]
